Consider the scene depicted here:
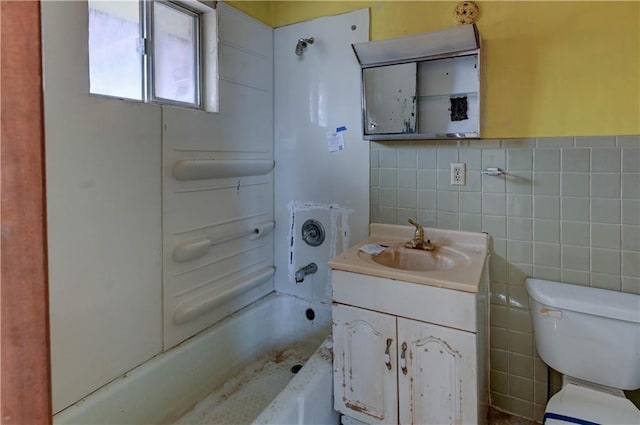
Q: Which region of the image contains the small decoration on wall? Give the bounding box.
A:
[450,97,469,121]
[453,1,479,25]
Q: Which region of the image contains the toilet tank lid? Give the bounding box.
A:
[525,278,640,324]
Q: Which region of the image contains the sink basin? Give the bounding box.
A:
[329,223,488,292]
[358,244,467,272]
[367,246,455,271]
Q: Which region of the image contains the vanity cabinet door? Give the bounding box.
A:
[397,317,477,425]
[333,304,398,425]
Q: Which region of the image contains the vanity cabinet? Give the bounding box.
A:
[333,304,477,425]
[331,270,488,425]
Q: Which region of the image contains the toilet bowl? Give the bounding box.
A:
[525,278,640,425]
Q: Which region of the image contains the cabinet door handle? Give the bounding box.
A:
[400,342,408,375]
[384,338,393,370]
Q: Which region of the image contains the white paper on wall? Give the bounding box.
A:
[326,126,347,152]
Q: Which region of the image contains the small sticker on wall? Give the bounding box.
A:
[327,126,347,152]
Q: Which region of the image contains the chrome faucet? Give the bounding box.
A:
[404,219,436,251]
[295,262,318,283]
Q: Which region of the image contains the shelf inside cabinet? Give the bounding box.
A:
[417,91,479,100]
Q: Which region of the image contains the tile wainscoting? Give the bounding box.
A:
[369,135,640,421]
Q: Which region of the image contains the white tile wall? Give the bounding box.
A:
[370,136,640,421]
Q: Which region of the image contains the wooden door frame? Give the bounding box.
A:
[1,1,53,423]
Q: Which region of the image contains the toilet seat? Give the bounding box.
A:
[544,383,640,425]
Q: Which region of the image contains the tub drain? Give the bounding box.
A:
[291,364,303,374]
[305,308,315,321]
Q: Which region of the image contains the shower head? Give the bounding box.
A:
[295,37,314,56]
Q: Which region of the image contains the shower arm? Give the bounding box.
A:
[295,37,315,56]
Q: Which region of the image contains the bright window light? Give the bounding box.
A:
[88,0,143,101]
[152,2,199,105]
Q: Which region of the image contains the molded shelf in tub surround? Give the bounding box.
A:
[173,220,275,263]
[173,266,275,325]
[172,159,274,181]
[328,223,488,293]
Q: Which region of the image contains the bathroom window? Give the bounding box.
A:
[89,0,216,110]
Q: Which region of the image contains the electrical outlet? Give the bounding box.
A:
[451,163,466,186]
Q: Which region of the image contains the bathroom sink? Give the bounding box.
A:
[329,223,489,292]
[360,244,462,272]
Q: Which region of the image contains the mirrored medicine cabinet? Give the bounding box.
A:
[352,24,481,140]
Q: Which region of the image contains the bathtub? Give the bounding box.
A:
[54,293,338,425]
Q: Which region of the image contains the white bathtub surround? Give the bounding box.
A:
[43,0,277,410]
[46,1,373,416]
[54,294,332,425]
[287,201,352,302]
[162,4,275,350]
[274,9,371,301]
[42,1,164,411]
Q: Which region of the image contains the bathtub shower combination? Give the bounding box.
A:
[46,2,370,423]
[54,294,337,425]
[54,200,354,424]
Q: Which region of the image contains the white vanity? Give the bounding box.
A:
[329,223,489,425]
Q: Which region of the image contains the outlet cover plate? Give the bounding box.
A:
[451,163,466,185]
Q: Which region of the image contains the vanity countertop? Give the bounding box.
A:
[329,223,489,293]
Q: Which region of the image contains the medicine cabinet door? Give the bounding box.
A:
[363,62,417,136]
[417,54,480,137]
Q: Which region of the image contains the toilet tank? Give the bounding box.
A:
[525,278,640,390]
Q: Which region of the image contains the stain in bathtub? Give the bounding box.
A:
[174,346,316,425]
[272,350,287,364]
[215,356,278,402]
[319,347,333,362]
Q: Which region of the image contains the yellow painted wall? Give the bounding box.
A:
[229,1,640,139]
[225,1,273,25]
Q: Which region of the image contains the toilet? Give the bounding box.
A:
[525,278,640,425]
